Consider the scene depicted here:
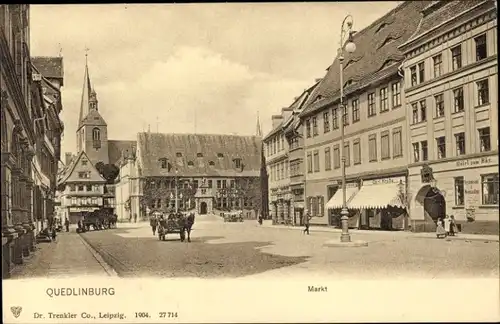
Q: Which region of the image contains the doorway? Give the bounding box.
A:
[415,185,446,231]
[200,202,208,215]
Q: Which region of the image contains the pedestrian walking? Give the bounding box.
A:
[449,215,457,236]
[65,218,70,232]
[303,212,311,235]
[133,213,137,223]
[436,218,446,239]
[444,214,451,236]
[150,215,158,236]
[51,226,57,242]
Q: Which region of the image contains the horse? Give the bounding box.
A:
[183,213,195,243]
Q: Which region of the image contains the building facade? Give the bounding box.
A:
[115,132,263,220]
[1,5,64,278]
[297,1,429,229]
[399,0,498,234]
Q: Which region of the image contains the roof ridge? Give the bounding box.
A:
[138,132,260,138]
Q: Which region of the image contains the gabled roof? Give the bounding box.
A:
[108,140,136,166]
[58,150,106,184]
[137,132,262,178]
[400,0,492,49]
[31,56,64,85]
[300,0,431,118]
[80,109,107,127]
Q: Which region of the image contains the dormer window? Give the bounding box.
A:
[81,159,88,166]
[233,158,242,169]
[187,161,194,167]
[217,153,224,158]
[158,158,168,169]
[176,152,182,157]
[197,153,203,158]
[208,161,215,167]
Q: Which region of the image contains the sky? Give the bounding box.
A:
[30,2,399,155]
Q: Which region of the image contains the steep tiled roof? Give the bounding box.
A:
[79,109,107,127]
[58,150,106,184]
[31,56,64,85]
[403,0,491,46]
[137,132,262,178]
[300,0,431,117]
[108,140,136,166]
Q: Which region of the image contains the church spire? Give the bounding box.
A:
[78,49,93,130]
[256,111,262,137]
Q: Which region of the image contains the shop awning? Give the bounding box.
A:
[348,182,404,210]
[325,187,359,209]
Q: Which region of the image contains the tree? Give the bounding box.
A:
[95,161,120,184]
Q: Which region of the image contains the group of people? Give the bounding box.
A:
[436,215,458,239]
[149,212,196,242]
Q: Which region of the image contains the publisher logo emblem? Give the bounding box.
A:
[11,306,22,318]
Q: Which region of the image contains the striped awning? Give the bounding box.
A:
[348,182,405,210]
[325,187,359,209]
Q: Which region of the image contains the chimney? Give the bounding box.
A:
[281,108,293,121]
[271,115,283,129]
[65,152,73,166]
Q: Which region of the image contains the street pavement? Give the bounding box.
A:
[74,215,499,279]
[10,230,110,279]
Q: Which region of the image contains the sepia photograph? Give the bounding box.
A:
[1,1,499,323]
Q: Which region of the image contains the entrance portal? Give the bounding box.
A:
[200,202,208,215]
[415,185,446,231]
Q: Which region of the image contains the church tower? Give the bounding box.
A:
[255,111,262,137]
[76,54,109,165]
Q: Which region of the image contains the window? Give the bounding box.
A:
[332,108,339,129]
[435,94,444,118]
[233,158,241,169]
[477,79,489,106]
[187,161,194,167]
[421,140,428,161]
[475,34,487,61]
[81,159,88,166]
[451,45,462,71]
[207,180,213,188]
[281,136,284,150]
[392,128,402,158]
[380,87,388,112]
[352,99,360,122]
[381,132,390,160]
[455,132,465,156]
[417,62,425,84]
[481,174,499,205]
[353,139,361,165]
[436,136,446,159]
[217,180,222,189]
[86,184,92,191]
[313,150,320,172]
[92,128,100,141]
[369,134,377,162]
[367,93,376,117]
[454,177,465,206]
[410,65,417,86]
[333,145,340,169]
[433,54,442,78]
[307,153,312,173]
[323,111,330,133]
[306,119,311,138]
[479,127,491,152]
[412,142,420,162]
[317,196,325,217]
[344,142,350,167]
[312,117,318,136]
[78,172,90,179]
[324,147,331,170]
[419,100,427,122]
[453,88,464,113]
[391,82,401,108]
[160,159,168,169]
[69,184,75,191]
[217,153,224,158]
[208,160,215,167]
[78,185,84,191]
[412,103,419,124]
[342,106,349,126]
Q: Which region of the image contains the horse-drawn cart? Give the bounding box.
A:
[158,213,186,241]
[79,209,117,232]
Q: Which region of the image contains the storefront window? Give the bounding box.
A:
[481,174,499,205]
[454,177,464,206]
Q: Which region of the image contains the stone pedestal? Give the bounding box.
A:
[13,224,25,264]
[2,227,17,279]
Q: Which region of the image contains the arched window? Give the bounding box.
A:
[92,128,100,141]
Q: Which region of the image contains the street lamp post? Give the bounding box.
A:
[338,15,357,243]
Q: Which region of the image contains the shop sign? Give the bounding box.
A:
[464,179,480,210]
[420,164,434,183]
[456,156,494,167]
[363,176,405,186]
[69,207,95,213]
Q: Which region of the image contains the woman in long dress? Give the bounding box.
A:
[436,218,446,239]
[443,215,451,236]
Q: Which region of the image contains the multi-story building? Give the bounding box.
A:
[264,109,292,224]
[1,5,64,278]
[399,0,498,234]
[30,56,64,234]
[115,132,264,220]
[298,1,429,229]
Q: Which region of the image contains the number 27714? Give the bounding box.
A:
[159,312,178,318]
